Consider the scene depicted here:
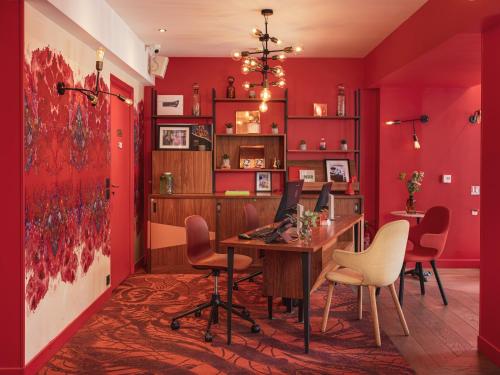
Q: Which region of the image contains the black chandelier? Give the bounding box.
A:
[56,47,133,106]
[231,9,302,112]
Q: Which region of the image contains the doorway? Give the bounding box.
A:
[110,75,134,289]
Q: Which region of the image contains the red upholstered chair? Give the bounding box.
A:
[233,203,262,290]
[170,215,260,342]
[398,206,450,306]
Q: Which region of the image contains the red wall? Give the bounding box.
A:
[378,86,481,267]
[479,21,500,367]
[0,0,24,371]
[148,58,379,223]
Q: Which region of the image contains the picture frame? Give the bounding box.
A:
[157,125,190,150]
[299,169,316,182]
[256,171,272,192]
[235,110,261,134]
[190,124,212,151]
[325,159,351,182]
[313,103,328,117]
[157,95,183,116]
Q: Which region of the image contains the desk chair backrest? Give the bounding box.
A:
[356,220,409,286]
[243,203,260,231]
[409,206,450,258]
[185,215,213,265]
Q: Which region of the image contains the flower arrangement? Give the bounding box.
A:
[399,171,424,213]
[289,210,319,243]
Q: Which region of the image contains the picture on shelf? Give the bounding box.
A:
[299,169,316,182]
[157,125,190,150]
[325,159,350,182]
[256,171,272,192]
[313,103,328,117]
[236,110,261,134]
[190,124,212,150]
[157,95,183,116]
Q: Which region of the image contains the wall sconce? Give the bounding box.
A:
[385,115,429,150]
[56,47,133,106]
[469,110,481,125]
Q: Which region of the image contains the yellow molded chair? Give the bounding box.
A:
[321,220,410,347]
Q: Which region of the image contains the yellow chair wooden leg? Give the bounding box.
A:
[321,282,334,332]
[357,285,363,320]
[368,285,381,347]
[389,283,410,336]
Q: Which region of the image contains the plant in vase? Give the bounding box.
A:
[291,210,319,244]
[399,171,424,213]
[271,122,279,134]
[299,139,307,151]
[221,154,231,169]
[225,122,233,134]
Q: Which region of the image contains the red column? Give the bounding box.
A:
[0,0,24,371]
[479,20,500,367]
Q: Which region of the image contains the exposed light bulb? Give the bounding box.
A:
[277,53,286,61]
[241,65,250,75]
[277,78,286,88]
[249,59,258,67]
[251,27,263,37]
[276,38,282,45]
[260,88,271,101]
[96,47,105,62]
[158,28,167,33]
[242,81,251,90]
[231,50,242,61]
[294,45,303,54]
[259,101,268,112]
[273,66,285,77]
[243,58,251,65]
[385,120,401,125]
[413,134,421,150]
[125,98,133,105]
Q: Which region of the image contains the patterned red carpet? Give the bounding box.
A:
[41,273,414,374]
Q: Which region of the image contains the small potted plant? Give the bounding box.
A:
[299,139,307,151]
[340,139,348,151]
[399,171,424,213]
[225,122,233,134]
[289,210,319,244]
[271,122,279,134]
[221,154,231,169]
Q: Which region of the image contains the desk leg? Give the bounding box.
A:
[302,252,311,354]
[227,247,234,345]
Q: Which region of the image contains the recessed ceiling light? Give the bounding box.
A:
[158,28,167,32]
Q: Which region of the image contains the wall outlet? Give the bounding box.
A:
[442,175,452,183]
[471,209,479,216]
[471,186,480,196]
[106,274,111,286]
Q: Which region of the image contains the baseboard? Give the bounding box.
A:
[23,288,112,375]
[0,367,23,374]
[134,256,145,272]
[436,259,480,268]
[478,335,500,367]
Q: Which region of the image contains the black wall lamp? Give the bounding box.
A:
[56,47,133,106]
[469,110,481,125]
[385,115,429,150]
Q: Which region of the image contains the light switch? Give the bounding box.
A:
[442,175,452,183]
[471,186,480,196]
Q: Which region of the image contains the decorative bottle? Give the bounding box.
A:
[226,76,236,98]
[192,83,201,116]
[336,84,346,117]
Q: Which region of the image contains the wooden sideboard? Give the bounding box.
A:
[147,193,363,273]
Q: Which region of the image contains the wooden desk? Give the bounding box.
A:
[219,214,363,353]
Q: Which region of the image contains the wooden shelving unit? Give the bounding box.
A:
[287,115,360,120]
[153,114,213,119]
[214,168,286,173]
[287,149,360,154]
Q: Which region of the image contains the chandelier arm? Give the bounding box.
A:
[63,87,96,96]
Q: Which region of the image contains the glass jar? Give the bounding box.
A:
[160,172,174,194]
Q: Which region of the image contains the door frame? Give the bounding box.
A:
[110,74,135,288]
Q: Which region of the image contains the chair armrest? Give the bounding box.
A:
[420,233,446,250]
[332,249,368,272]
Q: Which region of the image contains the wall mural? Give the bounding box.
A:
[24,47,111,311]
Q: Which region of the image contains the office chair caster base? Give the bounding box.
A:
[194,310,202,317]
[170,320,180,330]
[251,324,260,333]
[204,331,213,342]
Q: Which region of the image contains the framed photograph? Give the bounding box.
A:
[313,103,328,117]
[157,95,183,116]
[157,125,190,150]
[299,169,316,182]
[236,110,261,134]
[325,159,350,182]
[256,171,272,192]
[190,124,212,151]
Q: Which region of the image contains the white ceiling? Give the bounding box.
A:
[106,0,427,58]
